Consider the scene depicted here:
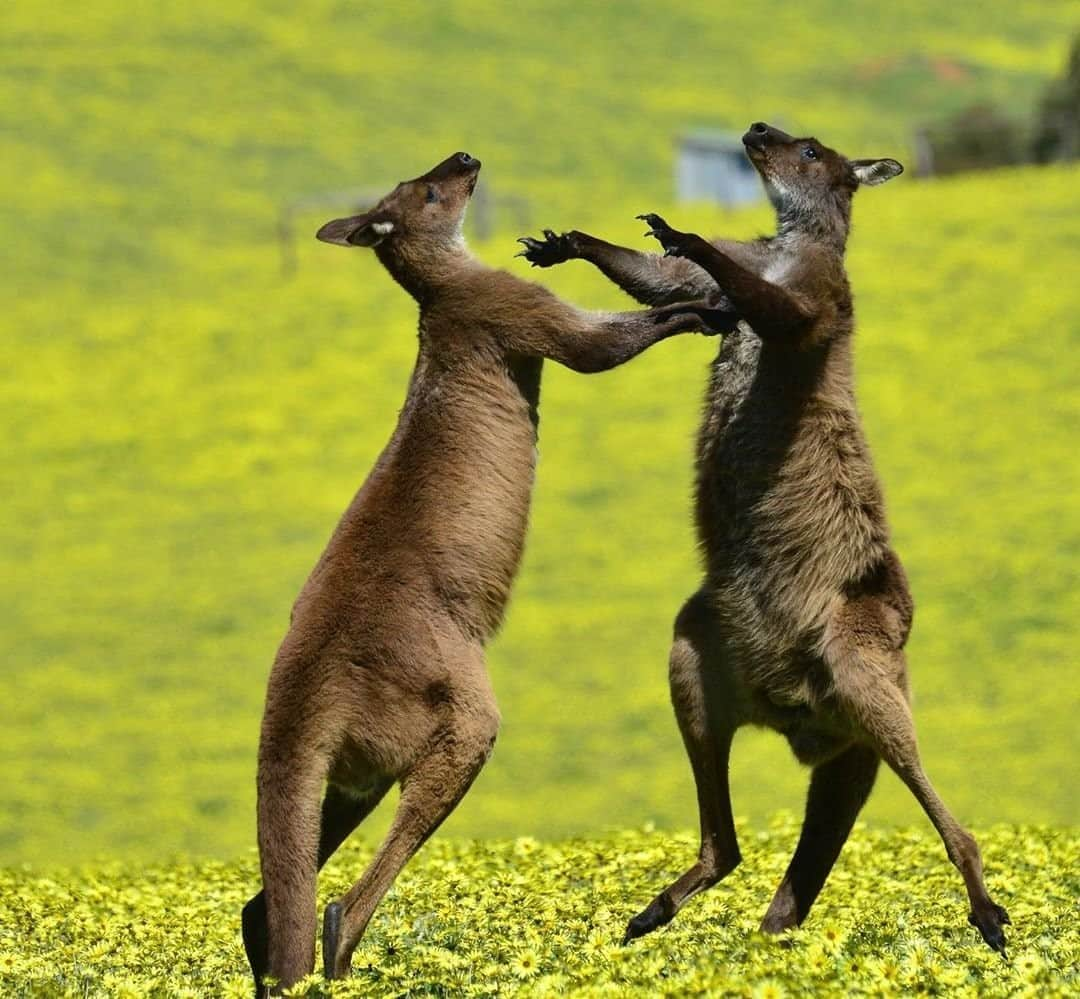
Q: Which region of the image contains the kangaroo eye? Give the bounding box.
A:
[425,186,439,203]
[802,147,818,161]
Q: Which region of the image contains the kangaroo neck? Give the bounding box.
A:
[376,241,475,305]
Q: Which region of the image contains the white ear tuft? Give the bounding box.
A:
[371,221,395,235]
[850,158,904,187]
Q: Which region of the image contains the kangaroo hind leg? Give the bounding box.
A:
[244,739,330,998]
[760,742,879,933]
[823,601,1009,953]
[624,591,742,943]
[242,777,392,996]
[323,674,500,980]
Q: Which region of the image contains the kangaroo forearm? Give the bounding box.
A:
[680,237,812,340]
[552,308,706,374]
[574,234,716,306]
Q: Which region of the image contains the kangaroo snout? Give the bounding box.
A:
[422,151,482,182]
[742,122,796,150]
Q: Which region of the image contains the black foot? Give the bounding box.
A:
[323,901,343,979]
[516,229,577,267]
[622,892,677,945]
[635,213,692,258]
[969,903,1010,956]
[241,892,268,996]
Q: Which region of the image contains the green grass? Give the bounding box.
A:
[1,3,1079,867]
[1,821,1076,996]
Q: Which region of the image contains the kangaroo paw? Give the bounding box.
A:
[636,213,692,257]
[515,229,576,267]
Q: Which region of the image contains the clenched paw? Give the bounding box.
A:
[696,305,742,334]
[515,229,576,267]
[651,297,741,335]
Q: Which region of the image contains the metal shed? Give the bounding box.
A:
[675,130,761,205]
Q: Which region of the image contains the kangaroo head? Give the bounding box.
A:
[742,122,902,243]
[317,152,481,255]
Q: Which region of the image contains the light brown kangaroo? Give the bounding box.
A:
[240,152,731,996]
[519,122,1010,954]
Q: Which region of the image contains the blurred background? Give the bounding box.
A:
[1,1,1077,866]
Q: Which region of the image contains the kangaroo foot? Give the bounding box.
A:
[322,901,344,979]
[622,891,678,944]
[241,892,268,995]
[969,902,1010,956]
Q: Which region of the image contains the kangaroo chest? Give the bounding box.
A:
[415,358,543,642]
[694,328,887,646]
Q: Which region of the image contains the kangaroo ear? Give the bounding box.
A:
[316,213,395,248]
[850,158,904,187]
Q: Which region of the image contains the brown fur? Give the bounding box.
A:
[520,122,1009,953]
[240,152,727,996]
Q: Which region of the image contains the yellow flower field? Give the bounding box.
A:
[1,822,1075,996]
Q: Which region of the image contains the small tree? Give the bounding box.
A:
[1032,35,1080,163]
[916,103,1027,176]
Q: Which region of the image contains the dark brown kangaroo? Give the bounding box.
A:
[240,152,729,996]
[520,122,1009,954]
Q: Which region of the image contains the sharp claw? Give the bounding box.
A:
[514,250,526,258]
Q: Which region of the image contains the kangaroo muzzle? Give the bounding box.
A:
[742,122,794,151]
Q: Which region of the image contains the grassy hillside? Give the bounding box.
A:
[1,1,1073,295]
[1,3,1078,866]
[1,823,1076,996]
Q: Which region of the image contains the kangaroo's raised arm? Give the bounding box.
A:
[463,273,737,373]
[637,214,819,343]
[516,228,724,307]
[515,299,732,373]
